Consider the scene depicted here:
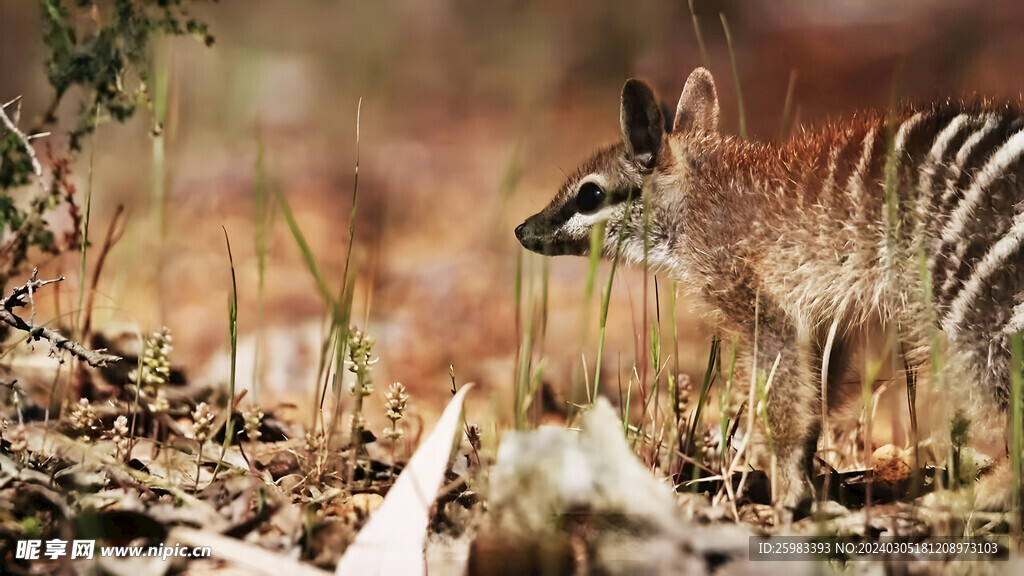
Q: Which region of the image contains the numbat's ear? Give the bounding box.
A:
[673,67,719,134]
[620,79,664,171]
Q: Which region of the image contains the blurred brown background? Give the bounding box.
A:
[2,0,1024,429]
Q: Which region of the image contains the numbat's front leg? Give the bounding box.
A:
[734,313,821,513]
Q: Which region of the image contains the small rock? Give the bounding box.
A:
[871,444,911,486]
[344,493,384,523]
[267,450,299,480]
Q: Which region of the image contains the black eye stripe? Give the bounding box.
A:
[576,182,605,213]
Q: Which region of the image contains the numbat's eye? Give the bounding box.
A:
[576,182,605,213]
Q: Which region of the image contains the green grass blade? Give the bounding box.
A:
[687,0,710,69]
[326,100,364,442]
[688,335,720,451]
[277,186,334,307]
[583,221,606,338]
[211,226,239,485]
[152,48,170,241]
[329,270,356,411]
[499,144,523,219]
[513,252,550,429]
[720,13,747,140]
[252,141,270,404]
[668,281,680,430]
[540,257,549,350]
[719,340,737,464]
[340,98,361,301]
[593,187,639,401]
[514,259,535,429]
[77,104,99,344]
[780,69,798,141]
[1011,332,1023,534]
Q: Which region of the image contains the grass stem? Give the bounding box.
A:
[720,13,747,140]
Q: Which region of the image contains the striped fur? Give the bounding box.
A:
[515,68,1024,510]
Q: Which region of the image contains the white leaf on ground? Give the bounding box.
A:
[335,383,474,576]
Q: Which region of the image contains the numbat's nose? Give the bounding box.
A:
[515,217,576,256]
[514,222,527,242]
[514,220,543,253]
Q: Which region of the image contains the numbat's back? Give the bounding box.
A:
[515,67,1024,510]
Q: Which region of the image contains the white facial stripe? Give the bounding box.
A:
[578,175,611,193]
[565,204,622,230]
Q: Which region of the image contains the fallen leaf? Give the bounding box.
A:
[335,383,474,576]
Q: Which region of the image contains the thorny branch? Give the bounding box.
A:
[0,271,120,367]
[0,97,51,198]
[0,97,57,293]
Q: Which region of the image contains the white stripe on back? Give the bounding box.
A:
[942,126,1024,247]
[913,115,970,241]
[893,112,925,158]
[1001,301,1024,336]
[944,208,1024,334]
[936,127,1024,297]
[939,115,999,204]
[846,128,876,215]
[919,114,970,193]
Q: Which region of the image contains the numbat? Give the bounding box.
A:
[515,67,1024,510]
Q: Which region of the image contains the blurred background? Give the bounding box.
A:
[2,0,1024,432]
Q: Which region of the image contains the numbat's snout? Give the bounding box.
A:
[516,66,1024,511]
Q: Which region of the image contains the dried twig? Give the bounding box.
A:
[0,97,50,198]
[0,271,120,367]
[81,204,127,339]
[0,97,55,292]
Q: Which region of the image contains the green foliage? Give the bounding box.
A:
[0,195,26,238]
[0,0,216,293]
[40,0,217,150]
[21,515,43,539]
[0,132,33,191]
